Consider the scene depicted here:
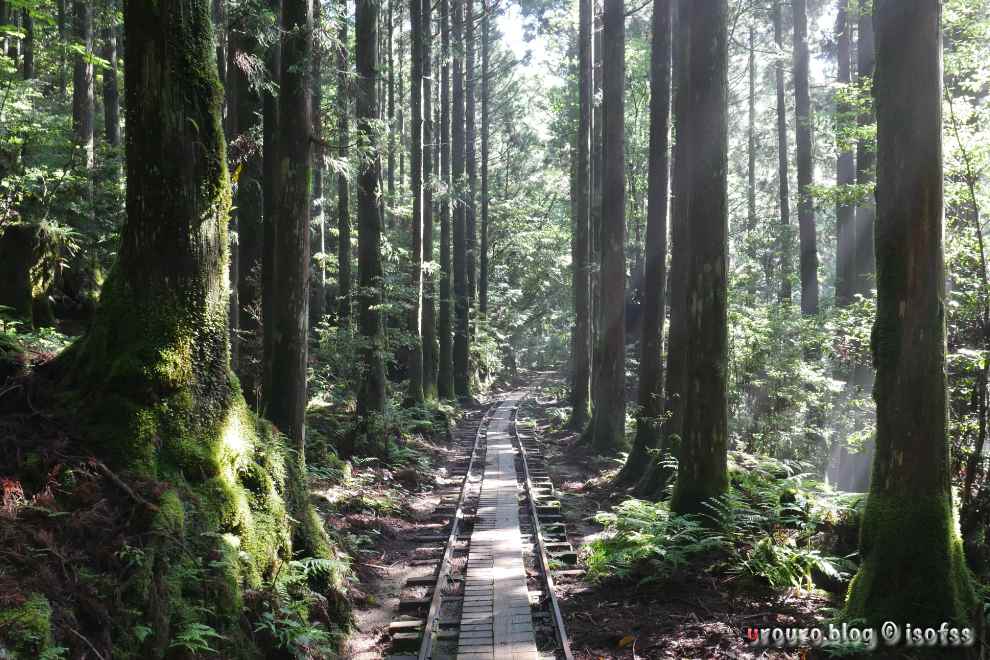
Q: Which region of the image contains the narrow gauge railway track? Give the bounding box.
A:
[386,390,576,660]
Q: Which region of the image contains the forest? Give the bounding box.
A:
[0,0,988,658]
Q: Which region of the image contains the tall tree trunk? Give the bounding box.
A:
[102,17,120,148]
[337,14,352,322]
[774,0,792,304]
[270,0,312,449]
[479,0,490,319]
[407,0,426,403]
[584,0,624,453]
[843,0,977,629]
[422,0,437,399]
[589,3,603,405]
[438,0,455,398]
[310,0,325,325]
[56,0,67,92]
[261,0,281,406]
[615,0,669,486]
[854,5,876,297]
[792,0,818,316]
[231,7,264,407]
[21,8,33,80]
[72,1,94,170]
[387,0,396,228]
[746,25,756,279]
[568,0,592,431]
[452,0,471,399]
[834,0,855,307]
[465,0,477,325]
[356,0,387,428]
[669,0,728,515]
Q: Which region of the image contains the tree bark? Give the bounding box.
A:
[337,13,352,322]
[465,0,477,325]
[668,0,729,515]
[72,0,94,170]
[844,0,977,630]
[269,0,313,449]
[310,0,325,325]
[231,7,264,407]
[792,0,818,316]
[479,0,490,319]
[356,0,387,427]
[584,0,625,453]
[834,0,855,307]
[568,0,593,431]
[407,0,426,403]
[261,0,281,406]
[438,0,455,398]
[21,8,33,80]
[422,0,437,399]
[615,0,669,486]
[854,5,876,297]
[102,16,120,148]
[774,0,792,304]
[452,0,471,399]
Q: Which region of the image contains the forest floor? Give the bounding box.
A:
[338,375,837,660]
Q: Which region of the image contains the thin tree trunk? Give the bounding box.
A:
[422,0,437,398]
[356,0,388,429]
[72,0,94,170]
[337,13,352,322]
[261,0,281,406]
[465,0,477,325]
[589,3,604,406]
[615,0,670,486]
[270,0,313,449]
[479,0,490,319]
[854,6,875,297]
[746,25,756,284]
[387,0,396,227]
[452,0,471,399]
[792,0,818,316]
[844,0,977,628]
[310,0,325,325]
[669,0,729,515]
[231,7,264,407]
[102,17,120,148]
[585,0,625,453]
[438,0,455,398]
[407,0,425,403]
[834,0,855,307]
[21,9,33,80]
[568,0,592,430]
[57,0,67,92]
[774,0,792,304]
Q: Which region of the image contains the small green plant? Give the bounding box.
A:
[168,622,225,655]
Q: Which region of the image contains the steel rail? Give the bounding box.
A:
[511,396,574,660]
[417,401,497,660]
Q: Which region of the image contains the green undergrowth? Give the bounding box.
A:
[585,452,861,593]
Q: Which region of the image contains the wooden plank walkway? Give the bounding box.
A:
[457,396,538,660]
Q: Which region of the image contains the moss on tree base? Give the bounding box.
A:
[843,493,978,657]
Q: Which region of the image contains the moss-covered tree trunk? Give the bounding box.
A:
[843,0,977,635]
[584,0,625,454]
[616,0,669,487]
[356,0,388,429]
[568,0,593,431]
[53,0,340,654]
[270,0,313,449]
[668,0,729,516]
[438,0,455,399]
